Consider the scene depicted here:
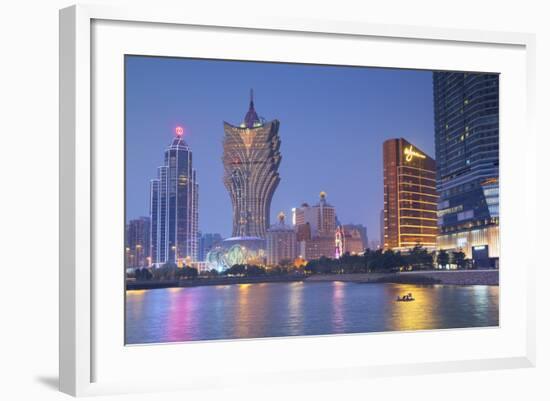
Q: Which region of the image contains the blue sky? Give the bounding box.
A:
[125,56,435,242]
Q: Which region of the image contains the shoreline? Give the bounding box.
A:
[126,274,304,290]
[306,269,499,286]
[126,269,499,290]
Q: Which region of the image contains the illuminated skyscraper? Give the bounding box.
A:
[150,127,199,266]
[433,72,499,264]
[383,138,438,250]
[222,90,281,238]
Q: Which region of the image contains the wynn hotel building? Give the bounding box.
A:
[383,138,438,250]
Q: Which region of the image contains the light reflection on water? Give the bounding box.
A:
[125,282,499,345]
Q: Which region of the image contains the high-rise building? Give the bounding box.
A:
[334,226,365,257]
[342,226,365,254]
[433,72,499,263]
[222,90,281,238]
[294,192,336,239]
[266,212,297,266]
[342,224,368,251]
[149,126,199,267]
[294,192,338,260]
[125,217,151,268]
[383,138,438,250]
[198,232,223,261]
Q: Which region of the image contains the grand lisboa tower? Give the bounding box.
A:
[222,90,281,239]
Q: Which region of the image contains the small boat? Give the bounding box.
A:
[396,293,415,302]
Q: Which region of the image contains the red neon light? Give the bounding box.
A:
[175,126,184,136]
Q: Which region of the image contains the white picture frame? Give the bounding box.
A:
[59,4,536,397]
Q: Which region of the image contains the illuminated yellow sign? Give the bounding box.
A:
[404,145,426,162]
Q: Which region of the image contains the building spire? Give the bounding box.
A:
[243,88,260,128]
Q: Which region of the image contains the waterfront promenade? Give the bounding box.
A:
[127,269,498,290]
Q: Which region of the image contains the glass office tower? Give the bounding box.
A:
[149,128,199,266]
[433,72,499,265]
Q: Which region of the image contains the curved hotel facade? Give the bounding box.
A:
[222,92,281,238]
[433,72,499,265]
[383,138,438,250]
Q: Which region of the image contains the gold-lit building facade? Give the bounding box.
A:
[222,91,281,238]
[436,225,499,260]
[383,138,438,250]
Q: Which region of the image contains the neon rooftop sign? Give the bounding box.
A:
[404,145,426,162]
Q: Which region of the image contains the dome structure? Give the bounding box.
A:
[205,236,266,272]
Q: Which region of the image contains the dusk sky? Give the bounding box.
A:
[125,56,435,242]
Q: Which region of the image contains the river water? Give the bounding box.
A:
[125,281,499,344]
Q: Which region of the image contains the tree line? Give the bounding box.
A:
[128,246,467,281]
[303,246,466,275]
[131,262,198,281]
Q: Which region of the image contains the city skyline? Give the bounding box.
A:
[125,56,435,241]
[125,58,500,344]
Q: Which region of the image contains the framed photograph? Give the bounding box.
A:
[59,4,536,396]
